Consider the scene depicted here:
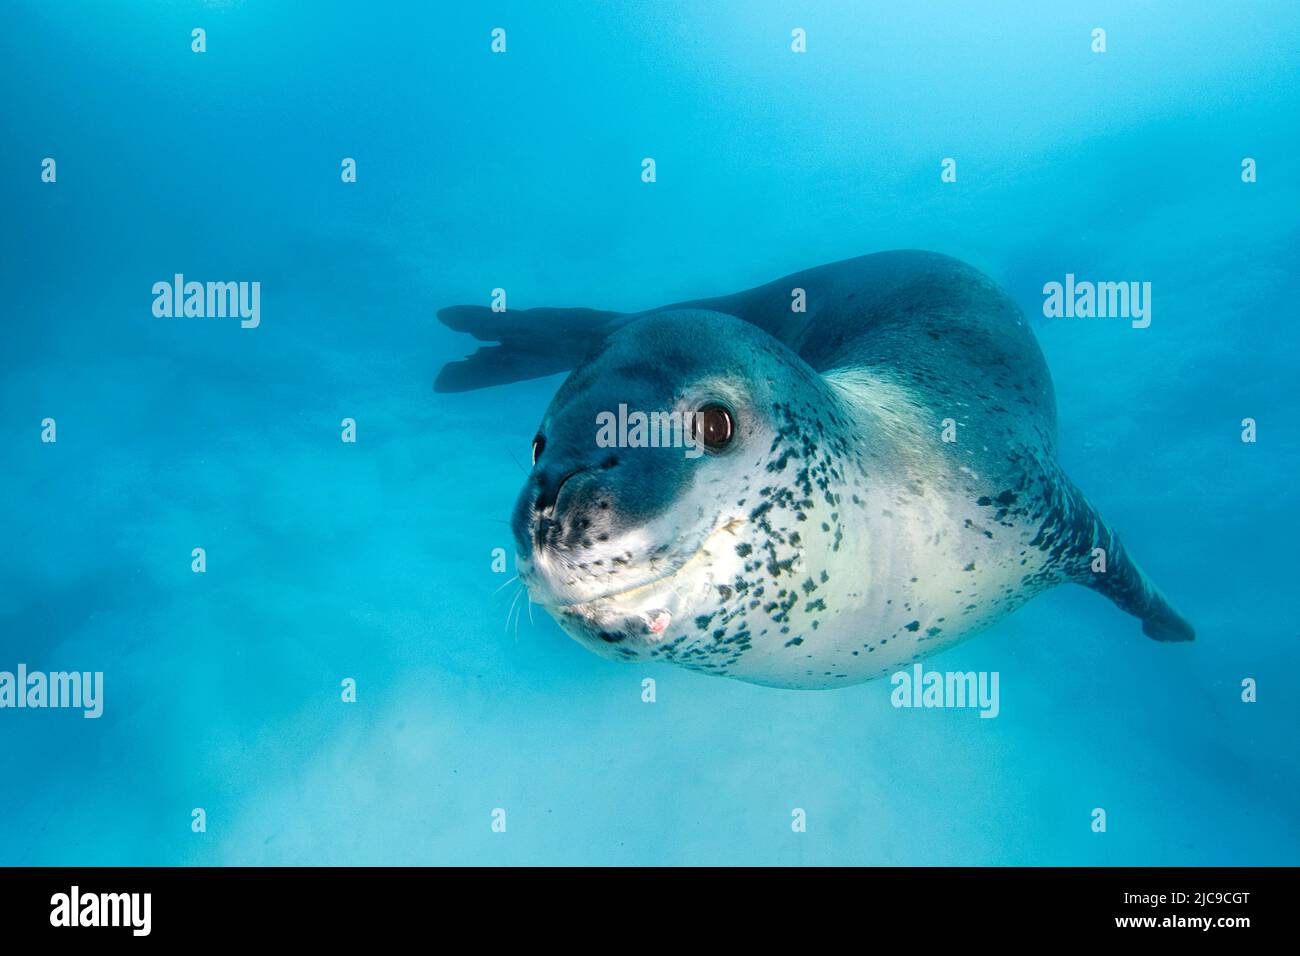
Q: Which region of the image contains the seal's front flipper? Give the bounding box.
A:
[1054,476,1195,642]
[435,305,628,392]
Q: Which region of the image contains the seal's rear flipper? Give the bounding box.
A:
[1138,597,1196,643]
[1087,541,1195,643]
[1056,477,1195,642]
[435,305,628,392]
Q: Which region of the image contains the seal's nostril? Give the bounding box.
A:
[533,515,555,552]
[532,467,587,554]
[535,468,583,516]
[554,470,579,500]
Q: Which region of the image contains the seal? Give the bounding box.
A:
[436,251,1194,689]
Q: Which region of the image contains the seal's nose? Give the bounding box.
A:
[516,465,596,555]
[534,467,582,516]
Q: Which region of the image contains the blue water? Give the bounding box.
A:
[2,1,1297,865]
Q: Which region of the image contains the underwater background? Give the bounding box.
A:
[2,0,1297,865]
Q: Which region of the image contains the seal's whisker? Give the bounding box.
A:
[493,574,519,595]
[505,586,523,633]
[511,585,528,641]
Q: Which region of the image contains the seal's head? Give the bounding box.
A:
[513,310,858,675]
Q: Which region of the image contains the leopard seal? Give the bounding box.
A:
[436,250,1194,689]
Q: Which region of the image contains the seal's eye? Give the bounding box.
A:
[531,434,546,465]
[695,404,734,450]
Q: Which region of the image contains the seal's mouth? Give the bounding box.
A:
[522,515,748,650]
[554,516,744,609]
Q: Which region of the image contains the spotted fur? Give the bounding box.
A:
[442,251,1194,689]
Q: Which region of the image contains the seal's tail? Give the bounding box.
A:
[434,304,628,392]
[1052,474,1195,642]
